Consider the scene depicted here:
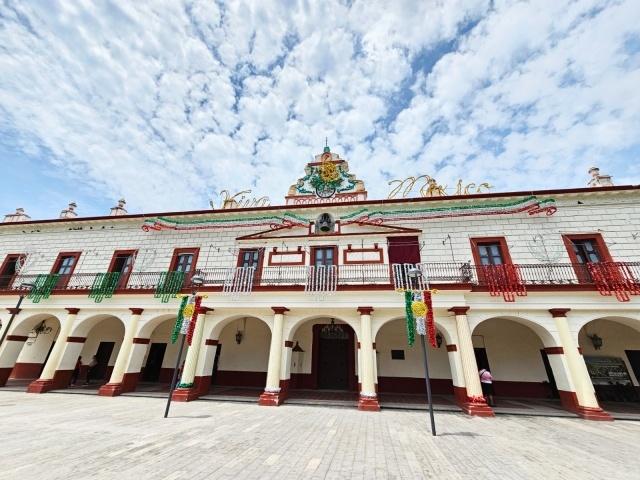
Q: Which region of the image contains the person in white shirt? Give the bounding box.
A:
[479,368,495,407]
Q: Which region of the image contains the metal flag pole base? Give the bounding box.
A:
[420,334,437,436]
[164,333,186,418]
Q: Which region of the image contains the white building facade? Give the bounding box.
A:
[0,149,639,420]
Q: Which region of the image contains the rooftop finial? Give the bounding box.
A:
[323,137,330,153]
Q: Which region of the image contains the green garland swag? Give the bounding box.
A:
[88,272,121,303]
[28,274,60,303]
[155,271,186,303]
[404,290,416,346]
[171,296,189,344]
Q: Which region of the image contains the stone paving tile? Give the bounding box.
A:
[0,391,639,480]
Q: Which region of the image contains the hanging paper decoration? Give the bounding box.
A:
[88,272,121,303]
[341,196,557,226]
[171,296,189,344]
[424,290,437,348]
[142,212,308,232]
[28,274,60,303]
[404,289,438,347]
[480,264,526,302]
[186,295,202,345]
[154,271,186,303]
[587,262,640,302]
[404,290,415,346]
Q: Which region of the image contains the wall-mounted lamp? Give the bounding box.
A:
[587,333,603,350]
[235,317,247,344]
[436,332,443,349]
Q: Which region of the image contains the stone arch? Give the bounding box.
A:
[372,314,455,345]
[207,314,272,341]
[211,315,272,390]
[286,315,359,392]
[577,316,640,403]
[374,316,454,397]
[72,314,126,386]
[285,314,359,342]
[137,313,177,339]
[4,313,62,382]
[471,316,558,399]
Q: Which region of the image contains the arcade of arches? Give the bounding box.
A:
[1,306,639,420]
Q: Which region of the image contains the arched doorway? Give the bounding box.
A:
[286,317,358,405]
[207,316,272,399]
[374,318,454,409]
[578,318,640,412]
[68,315,125,392]
[472,317,561,410]
[0,314,61,388]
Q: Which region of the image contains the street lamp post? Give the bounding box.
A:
[407,267,437,437]
[0,283,36,350]
[164,274,204,418]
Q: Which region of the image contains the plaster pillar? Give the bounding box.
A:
[99,308,143,396]
[549,309,612,421]
[449,307,494,416]
[259,306,288,406]
[357,307,380,411]
[173,307,212,402]
[193,336,219,397]
[0,307,25,386]
[28,308,81,393]
[445,343,467,407]
[280,340,294,400]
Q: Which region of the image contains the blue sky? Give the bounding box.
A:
[1,0,639,220]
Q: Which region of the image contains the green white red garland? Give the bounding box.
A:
[404,289,437,347]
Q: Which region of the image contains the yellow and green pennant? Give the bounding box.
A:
[28,274,60,303]
[155,271,186,303]
[171,296,189,344]
[88,272,121,303]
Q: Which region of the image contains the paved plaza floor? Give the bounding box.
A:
[0,391,639,480]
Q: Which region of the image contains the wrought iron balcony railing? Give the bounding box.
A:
[0,262,638,302]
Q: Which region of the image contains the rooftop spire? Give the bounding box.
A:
[323,136,330,153]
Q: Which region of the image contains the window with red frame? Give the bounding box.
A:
[108,250,137,288]
[470,238,512,266]
[0,254,25,288]
[239,249,260,268]
[51,252,81,287]
[562,234,614,285]
[169,248,199,274]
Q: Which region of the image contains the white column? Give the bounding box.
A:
[280,340,293,399]
[99,308,143,396]
[0,330,27,386]
[450,307,493,415]
[28,308,81,392]
[550,309,611,420]
[357,307,379,411]
[177,308,210,388]
[259,307,288,406]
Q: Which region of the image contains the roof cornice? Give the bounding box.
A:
[1,184,638,228]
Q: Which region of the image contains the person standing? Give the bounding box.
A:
[70,356,82,386]
[85,355,98,385]
[479,368,495,407]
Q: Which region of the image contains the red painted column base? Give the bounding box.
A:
[98,383,123,397]
[279,379,290,401]
[27,370,72,393]
[259,390,284,406]
[27,379,57,394]
[194,375,211,397]
[576,406,614,421]
[358,395,381,412]
[121,372,140,393]
[172,387,200,402]
[0,367,12,387]
[454,387,494,416]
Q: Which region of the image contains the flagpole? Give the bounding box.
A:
[164,274,204,419]
[420,333,436,436]
[164,332,186,418]
[408,266,437,437]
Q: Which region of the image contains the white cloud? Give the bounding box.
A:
[0,0,638,217]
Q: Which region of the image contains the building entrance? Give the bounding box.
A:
[314,321,356,391]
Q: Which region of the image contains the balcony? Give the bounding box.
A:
[0,262,638,302]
